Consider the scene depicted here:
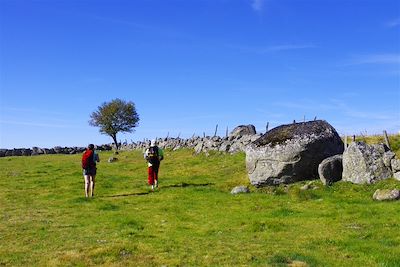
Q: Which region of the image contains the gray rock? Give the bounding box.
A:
[202,139,216,151]
[394,172,400,181]
[231,186,250,194]
[391,158,400,172]
[12,149,22,156]
[108,157,118,163]
[300,182,315,190]
[342,142,393,184]
[246,120,344,186]
[211,136,221,142]
[250,134,262,142]
[21,149,32,156]
[229,142,245,154]
[318,154,343,185]
[228,135,235,142]
[218,142,230,152]
[98,144,112,151]
[229,125,256,138]
[383,151,395,168]
[194,142,203,154]
[42,148,50,154]
[53,146,63,154]
[31,147,43,156]
[373,189,400,201]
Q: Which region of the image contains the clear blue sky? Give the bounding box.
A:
[1,0,399,149]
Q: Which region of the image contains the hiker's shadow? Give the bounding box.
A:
[103,192,150,198]
[163,182,215,189]
[103,182,215,198]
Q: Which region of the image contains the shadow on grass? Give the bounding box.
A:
[102,192,150,198]
[163,182,215,188]
[101,182,214,198]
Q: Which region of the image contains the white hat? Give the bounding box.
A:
[150,139,156,146]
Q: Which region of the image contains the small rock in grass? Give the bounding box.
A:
[231,185,250,194]
[108,157,118,163]
[373,189,400,201]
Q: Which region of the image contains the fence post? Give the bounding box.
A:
[383,130,391,150]
[214,124,218,137]
[266,122,269,132]
[226,126,228,137]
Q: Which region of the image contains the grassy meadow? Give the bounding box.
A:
[1,135,400,266]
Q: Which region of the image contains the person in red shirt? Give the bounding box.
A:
[82,144,100,197]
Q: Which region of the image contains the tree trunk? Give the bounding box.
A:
[111,134,119,150]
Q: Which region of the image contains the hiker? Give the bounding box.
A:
[82,144,100,197]
[144,139,164,191]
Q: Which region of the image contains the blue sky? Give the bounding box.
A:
[0,0,399,149]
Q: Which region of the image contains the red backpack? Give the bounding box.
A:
[82,149,94,169]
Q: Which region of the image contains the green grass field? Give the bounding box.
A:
[1,136,400,266]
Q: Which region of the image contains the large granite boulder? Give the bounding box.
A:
[246,120,344,186]
[318,154,343,185]
[342,142,393,184]
[229,125,256,138]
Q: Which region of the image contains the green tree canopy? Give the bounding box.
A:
[89,98,139,150]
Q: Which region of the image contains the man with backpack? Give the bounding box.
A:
[82,144,100,197]
[144,139,164,191]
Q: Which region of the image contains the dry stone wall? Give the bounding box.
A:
[120,134,262,154]
[0,125,260,157]
[0,145,113,157]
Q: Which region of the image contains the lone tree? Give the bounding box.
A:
[89,98,139,150]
